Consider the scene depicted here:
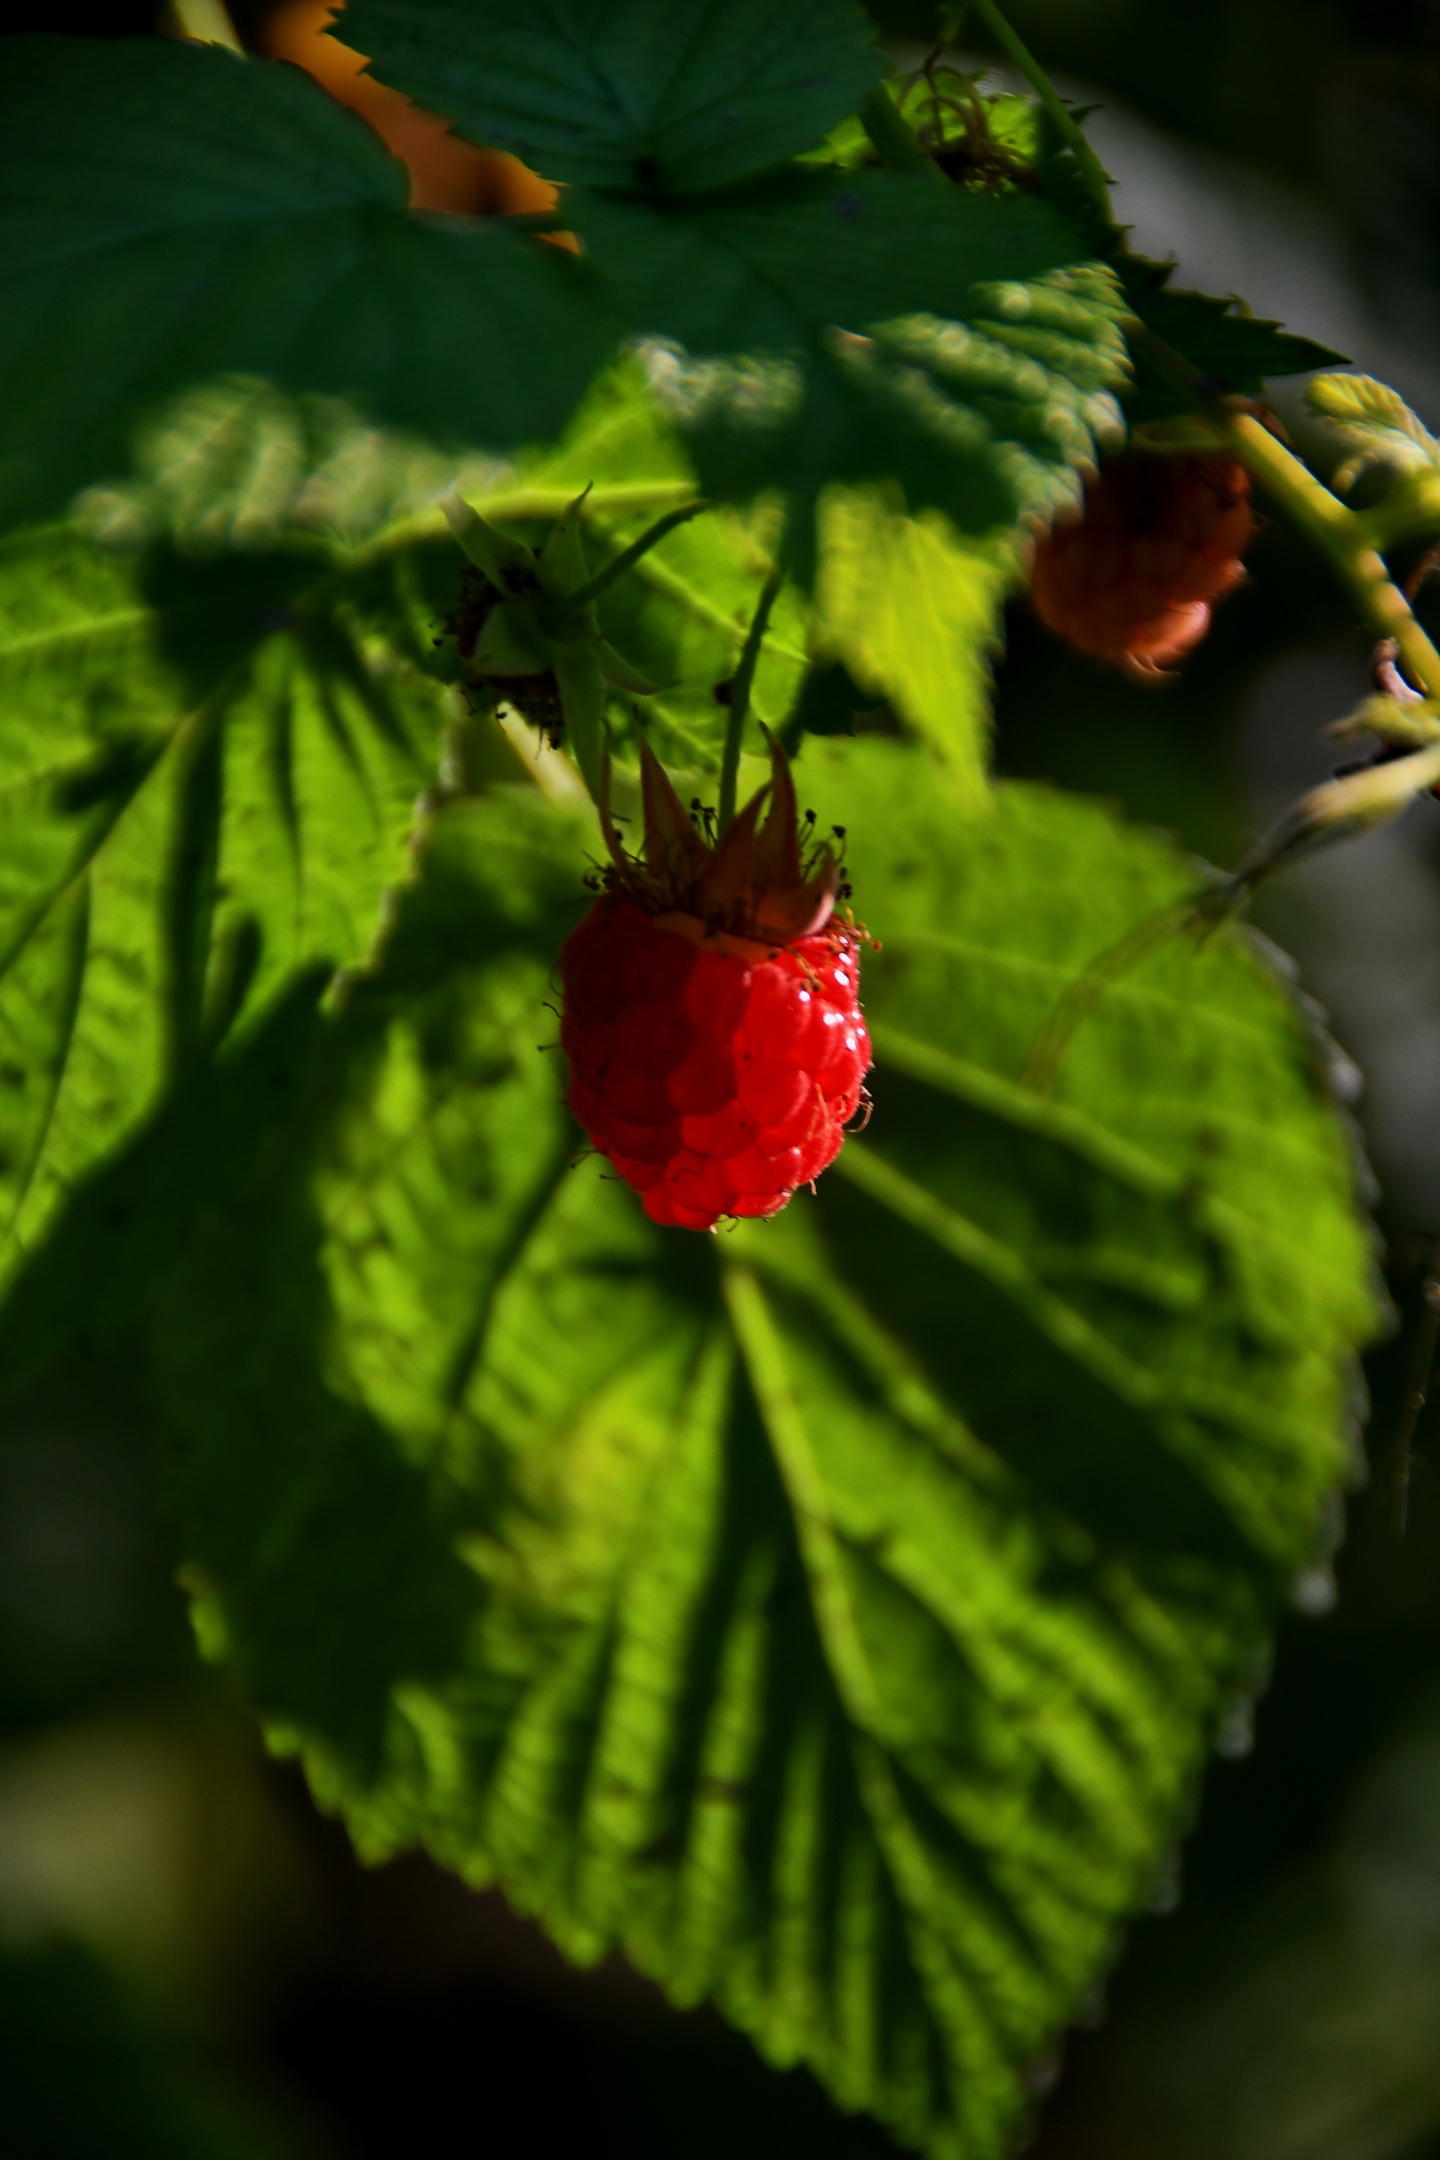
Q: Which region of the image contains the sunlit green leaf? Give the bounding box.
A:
[507,366,1010,786]
[0,514,455,1298]
[127,744,1376,2160]
[810,487,1011,792]
[596,176,1127,538]
[501,365,809,769]
[342,0,883,193]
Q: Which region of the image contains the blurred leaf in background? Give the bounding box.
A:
[0,3,1432,2158]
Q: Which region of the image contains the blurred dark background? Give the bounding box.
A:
[9,4,1440,2156]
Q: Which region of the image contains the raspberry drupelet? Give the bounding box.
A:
[559,739,871,1233]
[1030,452,1253,681]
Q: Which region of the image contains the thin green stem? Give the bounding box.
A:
[717,557,787,833]
[1215,409,1440,702]
[165,0,244,51]
[1127,320,1440,699]
[552,500,707,617]
[968,0,1113,218]
[857,84,945,179]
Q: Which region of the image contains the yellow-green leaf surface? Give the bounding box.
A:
[487,366,810,772]
[0,517,452,1293]
[812,486,1012,796]
[141,739,1378,2160]
[510,366,1008,787]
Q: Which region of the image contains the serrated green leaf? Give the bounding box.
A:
[0,513,457,1299]
[119,743,1377,2160]
[342,0,883,193]
[576,172,1091,354]
[74,376,516,559]
[810,486,1010,791]
[507,364,1006,786]
[0,38,610,532]
[1304,370,1440,493]
[595,175,1127,539]
[507,368,809,769]
[1120,259,1346,423]
[75,363,802,790]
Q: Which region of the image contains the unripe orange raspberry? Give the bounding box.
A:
[560,742,870,1233]
[1030,453,1253,680]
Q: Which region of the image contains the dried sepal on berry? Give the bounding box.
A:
[600,735,842,944]
[1029,452,1253,682]
[561,738,870,1233]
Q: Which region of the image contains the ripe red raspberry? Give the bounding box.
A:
[1030,453,1253,680]
[559,741,871,1233]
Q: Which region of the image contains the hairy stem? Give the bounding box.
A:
[718,561,787,833]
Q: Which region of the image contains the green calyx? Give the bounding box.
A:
[442,490,704,797]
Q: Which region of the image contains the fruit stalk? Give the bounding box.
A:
[718,558,787,833]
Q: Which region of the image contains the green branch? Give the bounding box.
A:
[1127,320,1440,699]
[968,0,1113,218]
[1223,410,1440,698]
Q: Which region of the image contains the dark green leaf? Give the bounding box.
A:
[578,170,1103,357]
[1121,258,1346,422]
[0,38,610,531]
[342,0,884,193]
[133,745,1376,2160]
[583,175,1127,537]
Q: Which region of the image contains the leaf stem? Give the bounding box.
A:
[967,0,1113,218]
[717,556,787,833]
[1228,411,1440,696]
[553,500,707,617]
[857,84,945,179]
[1126,320,1440,697]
